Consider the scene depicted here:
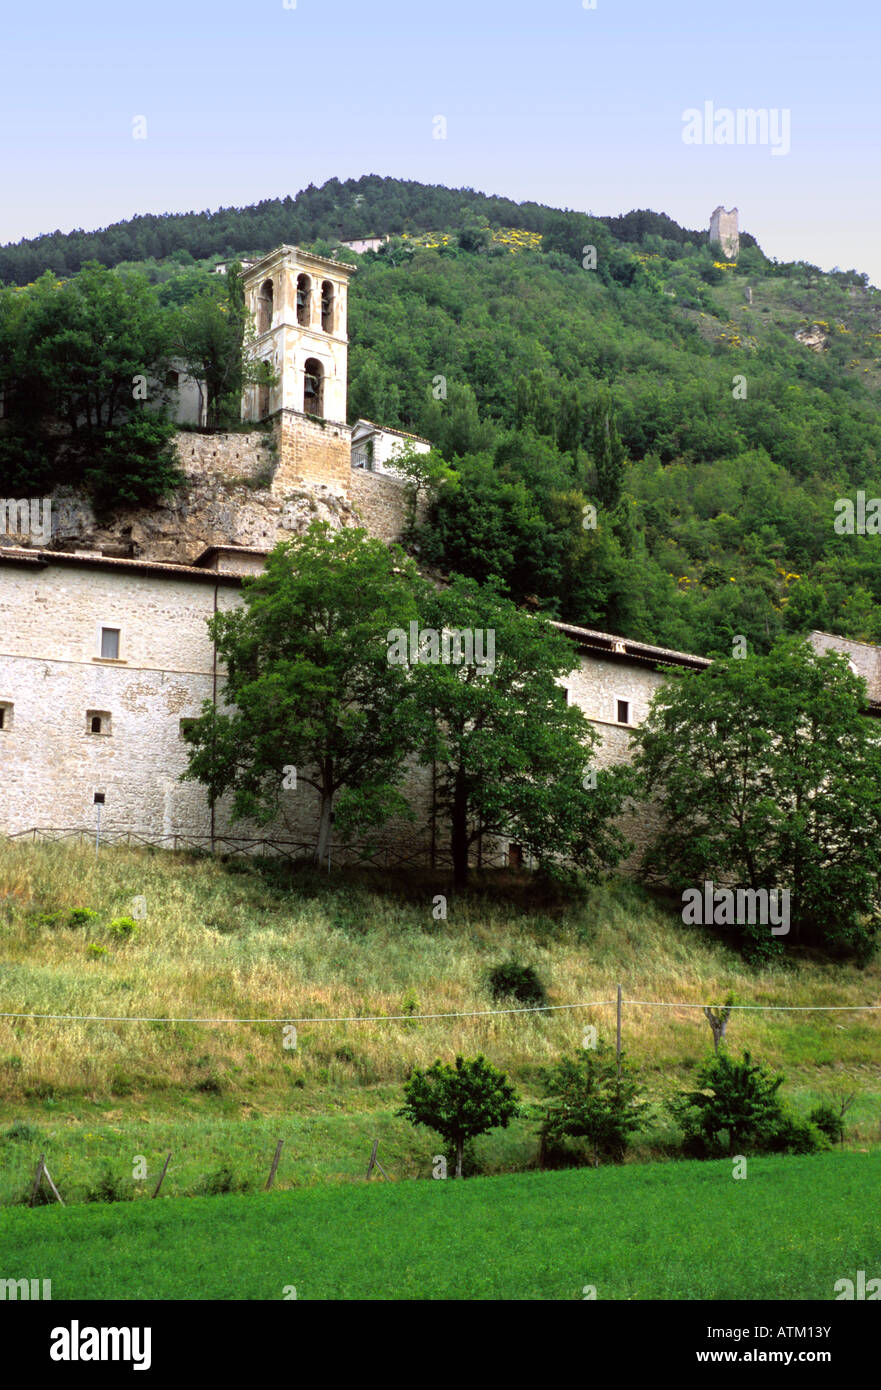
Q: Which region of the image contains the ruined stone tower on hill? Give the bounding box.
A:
[709,206,739,260]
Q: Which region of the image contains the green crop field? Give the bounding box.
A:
[1,1152,878,1300]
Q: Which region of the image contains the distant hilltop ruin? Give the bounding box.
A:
[709,206,739,260]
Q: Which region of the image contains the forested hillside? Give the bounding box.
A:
[2,175,881,656]
[0,174,760,286]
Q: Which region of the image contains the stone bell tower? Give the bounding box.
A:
[241,246,357,494]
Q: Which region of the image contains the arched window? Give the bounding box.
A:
[321,280,334,333]
[303,358,324,416]
[257,279,274,335]
[296,274,311,327]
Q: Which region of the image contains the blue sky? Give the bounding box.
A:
[2,0,879,280]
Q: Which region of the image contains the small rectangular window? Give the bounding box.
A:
[87,710,112,736]
[617,699,630,725]
[179,718,196,739]
[0,703,9,730]
[100,628,120,660]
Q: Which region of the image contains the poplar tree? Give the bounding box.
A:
[590,390,626,511]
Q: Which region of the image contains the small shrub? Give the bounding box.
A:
[809,1101,848,1144]
[194,1073,223,1095]
[738,921,786,966]
[87,943,108,958]
[107,916,138,940]
[774,1112,825,1154]
[85,1168,134,1204]
[487,958,547,1008]
[193,1164,251,1196]
[3,1120,41,1143]
[68,908,99,928]
[32,911,66,928]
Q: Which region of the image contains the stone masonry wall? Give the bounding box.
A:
[0,561,338,845]
[39,429,360,566]
[176,429,276,484]
[348,468,414,542]
[272,410,352,495]
[566,653,672,867]
[0,555,676,865]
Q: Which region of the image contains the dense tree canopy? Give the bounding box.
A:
[630,639,881,961]
[181,525,423,865]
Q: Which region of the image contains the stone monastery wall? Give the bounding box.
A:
[0,551,678,863]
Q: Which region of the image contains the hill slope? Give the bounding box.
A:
[3,176,881,653]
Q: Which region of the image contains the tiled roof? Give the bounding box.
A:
[552,620,712,671]
[0,547,243,584]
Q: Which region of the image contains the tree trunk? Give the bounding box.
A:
[451,767,469,891]
[315,778,333,868]
[455,1137,464,1179]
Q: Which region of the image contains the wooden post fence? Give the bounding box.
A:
[152,1152,172,1198]
[265,1140,283,1191]
[365,1139,393,1181]
[30,1153,64,1206]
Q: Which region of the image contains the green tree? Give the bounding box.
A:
[631,638,881,960]
[25,263,173,433]
[86,413,182,512]
[408,575,634,888]
[590,389,627,510]
[539,1042,647,1166]
[175,262,274,428]
[181,524,423,865]
[384,443,458,532]
[668,1050,820,1157]
[397,1054,520,1178]
[457,209,492,254]
[0,264,181,504]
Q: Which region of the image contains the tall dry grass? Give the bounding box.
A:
[0,839,879,1108]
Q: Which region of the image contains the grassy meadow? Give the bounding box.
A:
[0,838,879,1207]
[2,1152,879,1300]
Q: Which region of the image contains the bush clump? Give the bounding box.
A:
[85,1168,134,1204]
[487,958,547,1008]
[808,1097,854,1145]
[107,916,138,940]
[68,908,99,928]
[538,1041,647,1167]
[193,1164,251,1196]
[669,1050,823,1157]
[32,908,99,928]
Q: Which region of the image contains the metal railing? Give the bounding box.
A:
[1,826,475,870]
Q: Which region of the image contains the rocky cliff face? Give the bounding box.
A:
[27,431,361,564]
